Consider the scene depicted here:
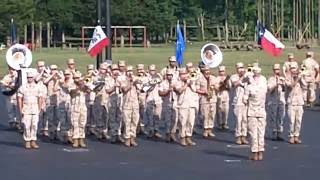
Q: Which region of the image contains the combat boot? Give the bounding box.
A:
[170,133,178,143]
[186,137,196,146]
[241,136,249,144]
[249,152,258,161]
[72,139,79,148]
[276,133,284,141]
[235,137,242,145]
[154,131,162,139]
[66,136,73,144]
[79,138,87,148]
[165,133,171,143]
[124,138,131,147]
[43,130,49,137]
[110,136,117,144]
[258,152,263,161]
[202,129,208,138]
[223,124,229,130]
[130,138,138,147]
[294,136,302,144]
[25,141,31,149]
[30,141,39,149]
[207,129,215,137]
[289,137,295,144]
[180,137,187,146]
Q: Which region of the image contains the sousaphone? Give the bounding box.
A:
[2,44,33,96]
[200,43,223,68]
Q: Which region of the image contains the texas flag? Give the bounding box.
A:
[257,22,285,56]
[88,26,110,57]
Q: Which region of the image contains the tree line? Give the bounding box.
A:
[0,0,319,43]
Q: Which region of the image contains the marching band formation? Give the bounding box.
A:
[1,51,319,161]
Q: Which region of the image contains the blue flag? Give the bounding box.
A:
[176,23,185,67]
[10,19,17,45]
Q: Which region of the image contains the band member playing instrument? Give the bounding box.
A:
[174,68,200,146]
[285,64,305,144]
[17,72,43,149]
[106,64,124,143]
[230,62,249,145]
[68,72,89,148]
[34,60,49,136]
[92,63,109,140]
[0,67,19,129]
[198,65,219,138]
[160,56,179,81]
[267,64,286,141]
[243,65,267,161]
[282,53,298,79]
[159,69,178,143]
[217,65,231,130]
[84,64,98,136]
[120,65,140,147]
[56,69,73,143]
[136,64,149,134]
[301,51,319,106]
[43,64,62,140]
[144,64,163,139]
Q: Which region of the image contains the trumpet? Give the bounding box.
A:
[189,71,199,81]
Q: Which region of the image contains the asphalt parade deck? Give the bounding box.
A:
[0,94,319,180]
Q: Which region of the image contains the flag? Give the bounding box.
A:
[10,19,17,45]
[257,21,285,56]
[176,23,185,66]
[88,26,110,57]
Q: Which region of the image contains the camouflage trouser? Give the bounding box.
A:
[108,104,122,137]
[22,114,39,141]
[47,105,59,135]
[233,105,248,137]
[162,106,178,134]
[93,103,108,136]
[86,105,95,130]
[70,106,87,139]
[248,116,266,152]
[57,104,71,138]
[122,108,139,139]
[5,95,18,124]
[268,103,285,133]
[200,103,216,129]
[145,102,162,133]
[178,107,196,138]
[302,82,316,104]
[288,105,304,137]
[217,101,229,126]
[138,94,146,127]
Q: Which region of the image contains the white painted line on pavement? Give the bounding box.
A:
[62,148,90,152]
[227,144,250,148]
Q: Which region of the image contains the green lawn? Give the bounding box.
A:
[1,44,319,77]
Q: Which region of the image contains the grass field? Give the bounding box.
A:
[0,44,319,77]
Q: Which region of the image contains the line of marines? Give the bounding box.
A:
[1,51,318,161]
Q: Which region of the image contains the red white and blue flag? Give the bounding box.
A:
[257,22,285,56]
[88,26,110,57]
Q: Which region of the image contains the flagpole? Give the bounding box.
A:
[105,0,112,61]
[96,0,102,68]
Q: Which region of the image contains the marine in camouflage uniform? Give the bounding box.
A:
[105,64,124,143]
[69,72,88,148]
[0,67,19,129]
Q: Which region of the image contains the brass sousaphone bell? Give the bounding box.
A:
[2,44,33,96]
[200,43,223,68]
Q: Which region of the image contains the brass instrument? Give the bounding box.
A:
[189,71,199,81]
[200,43,223,68]
[142,76,162,92]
